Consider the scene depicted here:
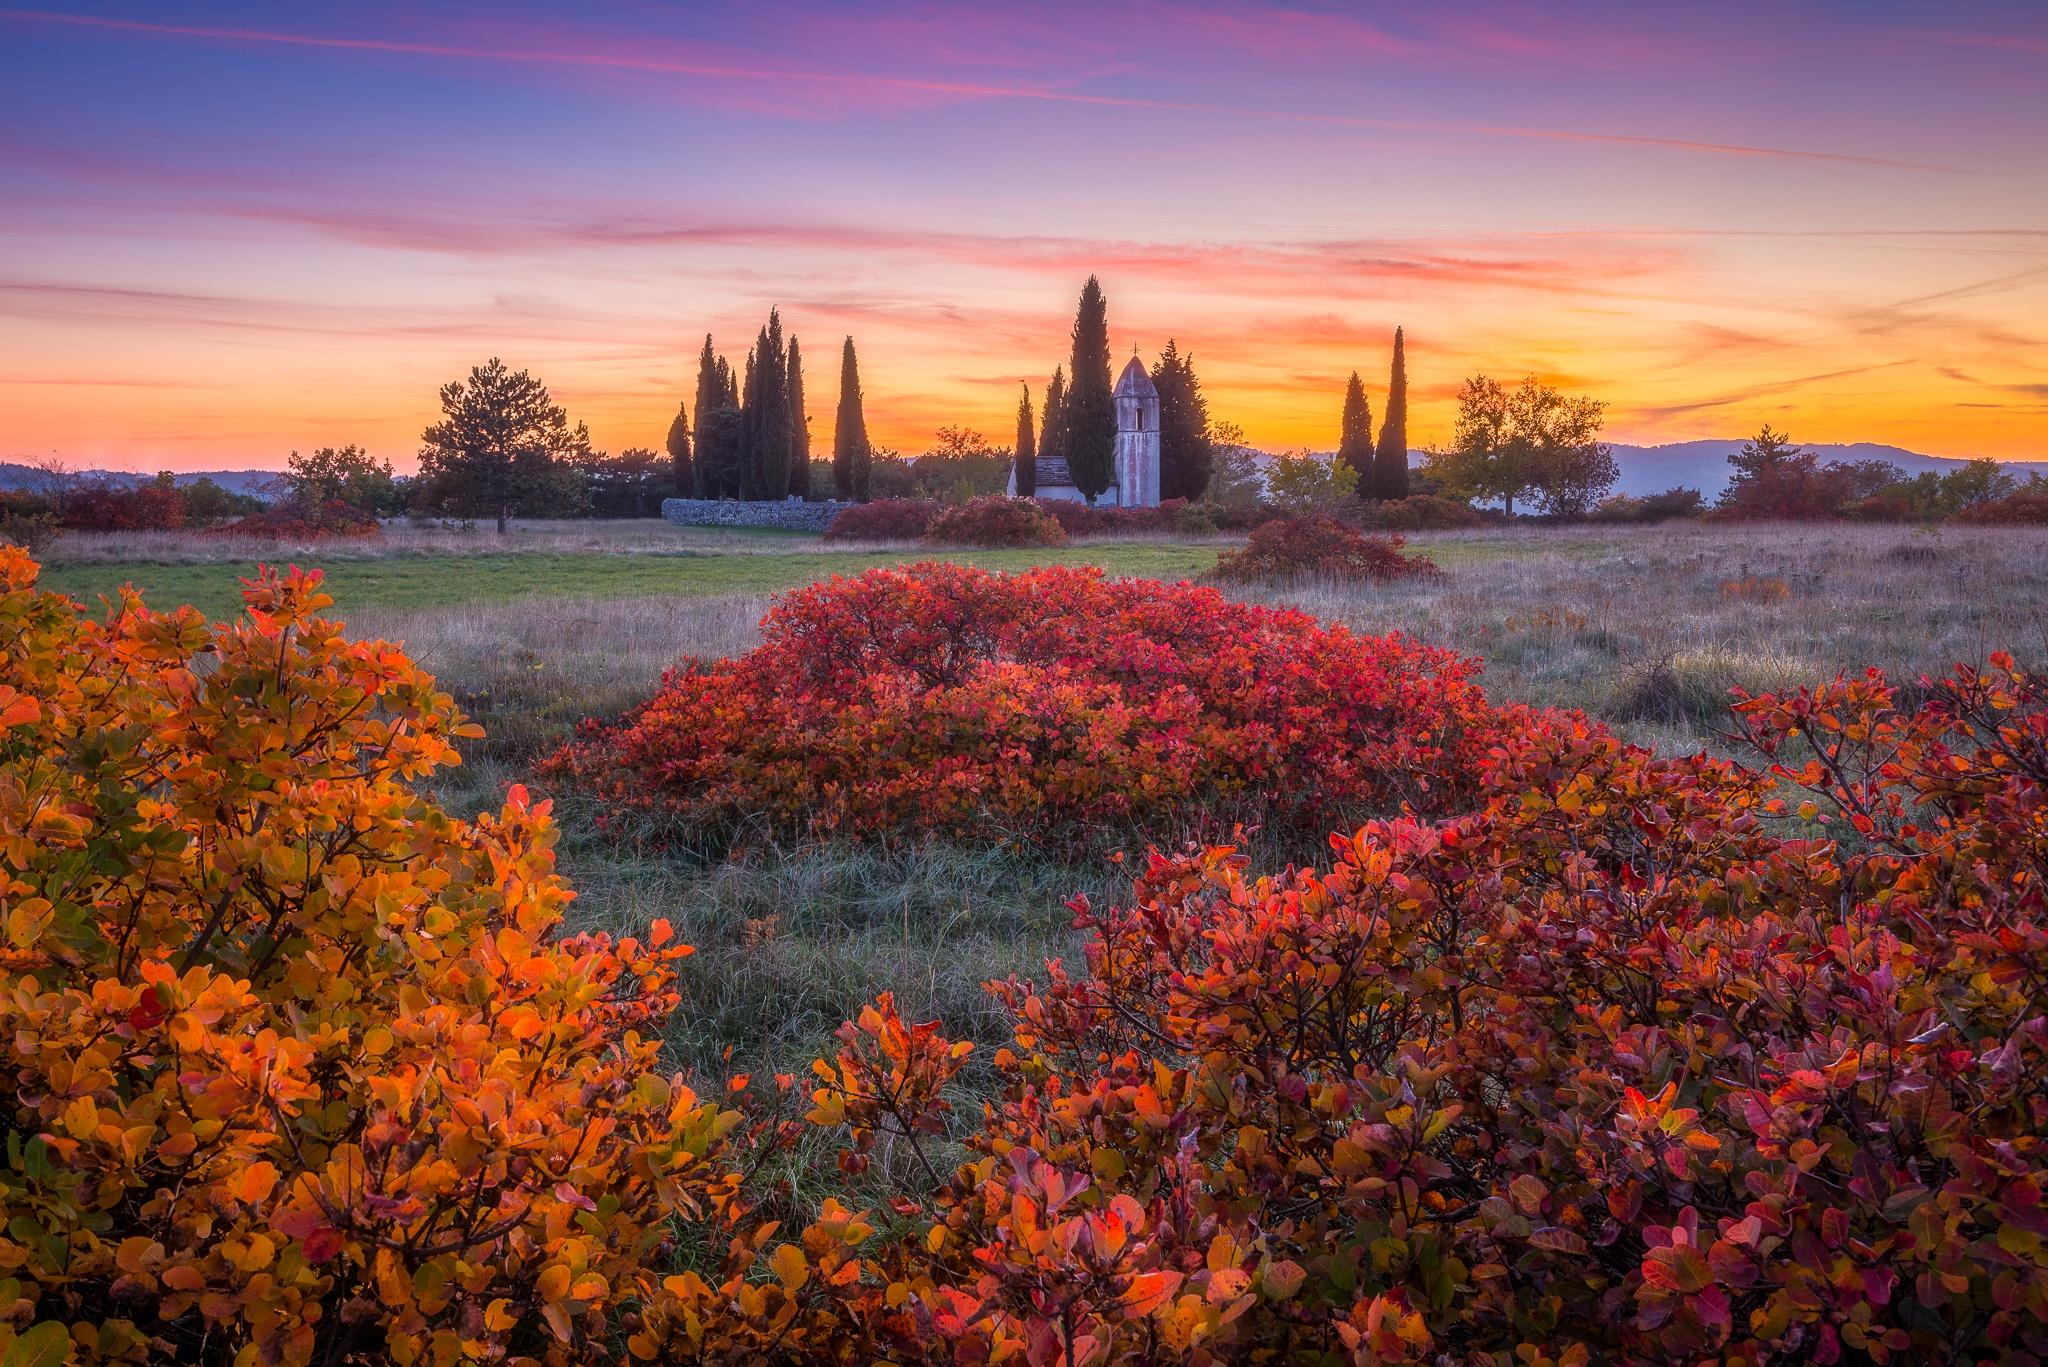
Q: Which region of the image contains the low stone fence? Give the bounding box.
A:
[661,497,849,532]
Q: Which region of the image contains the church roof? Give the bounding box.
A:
[1114,355,1157,397]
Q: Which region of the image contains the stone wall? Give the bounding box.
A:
[661,497,849,532]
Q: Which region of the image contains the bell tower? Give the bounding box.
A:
[1112,353,1161,508]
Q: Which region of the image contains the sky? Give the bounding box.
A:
[3,1,2046,473]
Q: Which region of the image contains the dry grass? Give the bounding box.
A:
[33,518,822,566]
[1265,520,2048,753]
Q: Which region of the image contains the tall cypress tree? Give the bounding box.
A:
[742,310,793,501]
[786,335,810,498]
[1338,371,1374,495]
[1151,340,1214,501]
[691,336,733,498]
[1039,367,1067,482]
[832,336,872,503]
[666,401,694,498]
[1063,277,1116,504]
[1014,383,1036,497]
[739,344,761,500]
[1372,327,1410,500]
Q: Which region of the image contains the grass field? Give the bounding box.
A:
[30,517,2047,1083]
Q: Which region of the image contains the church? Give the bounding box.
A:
[1010,355,1162,507]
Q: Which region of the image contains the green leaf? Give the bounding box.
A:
[3,1321,73,1367]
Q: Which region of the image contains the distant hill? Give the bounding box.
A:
[0,465,282,497]
[1603,442,2048,498]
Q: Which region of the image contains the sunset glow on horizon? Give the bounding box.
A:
[4,1,2046,473]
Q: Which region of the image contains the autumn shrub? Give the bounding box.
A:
[1210,514,1443,583]
[0,548,776,1367]
[604,653,2048,1367]
[55,478,185,532]
[1955,493,2048,525]
[922,495,1067,548]
[1361,494,1483,530]
[15,535,2048,1367]
[538,561,1524,849]
[822,497,940,541]
[1031,498,1185,536]
[210,496,382,539]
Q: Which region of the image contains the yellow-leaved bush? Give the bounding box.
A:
[0,548,762,1367]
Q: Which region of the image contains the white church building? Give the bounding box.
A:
[1010,355,1162,507]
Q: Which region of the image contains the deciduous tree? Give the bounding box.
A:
[1426,374,1612,517]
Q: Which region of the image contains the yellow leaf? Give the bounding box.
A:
[768,1244,809,1293]
[536,1265,571,1303]
[60,1095,97,1141]
[485,1300,517,1333]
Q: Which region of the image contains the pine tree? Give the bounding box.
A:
[1039,367,1068,484]
[832,337,872,503]
[1338,371,1374,496]
[417,358,591,533]
[1151,340,1214,501]
[1372,327,1410,500]
[1014,384,1036,497]
[666,401,694,498]
[1063,277,1116,504]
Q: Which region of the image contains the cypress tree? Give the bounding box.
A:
[1151,340,1214,501]
[690,336,729,498]
[786,335,810,498]
[741,310,793,501]
[1039,367,1067,483]
[1372,327,1410,500]
[1338,371,1374,495]
[739,344,761,500]
[832,336,872,503]
[666,400,694,498]
[1014,384,1036,497]
[1063,277,1116,504]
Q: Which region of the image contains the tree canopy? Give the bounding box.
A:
[1152,340,1214,501]
[1425,374,1614,517]
[416,358,590,532]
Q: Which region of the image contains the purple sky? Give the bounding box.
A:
[4,1,2045,468]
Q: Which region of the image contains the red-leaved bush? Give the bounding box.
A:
[621,654,2048,1367]
[923,495,1068,547]
[1212,514,1443,583]
[210,497,382,540]
[1956,494,2048,525]
[823,498,941,541]
[1033,498,1187,536]
[539,561,1524,846]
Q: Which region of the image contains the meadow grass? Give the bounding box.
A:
[48,517,2047,1087]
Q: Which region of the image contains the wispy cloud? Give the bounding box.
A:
[0,7,1960,168]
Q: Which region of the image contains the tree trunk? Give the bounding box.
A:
[497,502,509,534]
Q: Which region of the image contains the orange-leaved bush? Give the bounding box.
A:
[538,561,1529,847]
[1210,515,1442,583]
[0,548,792,1367]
